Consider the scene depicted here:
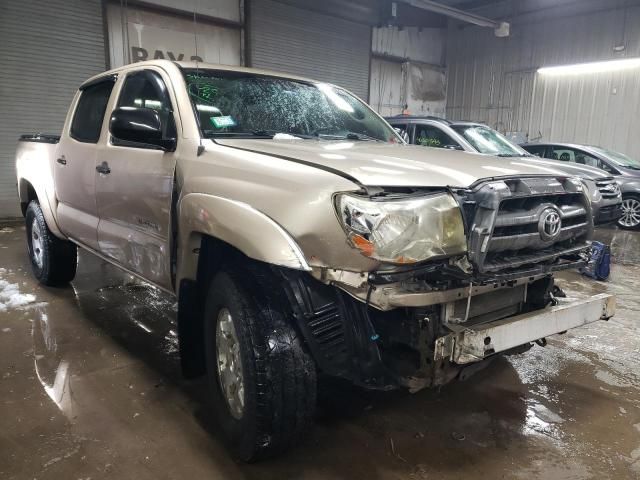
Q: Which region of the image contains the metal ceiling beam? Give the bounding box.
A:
[397,0,510,36]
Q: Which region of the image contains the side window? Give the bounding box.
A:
[415,125,460,149]
[391,123,408,134]
[390,123,410,142]
[70,81,115,143]
[525,145,547,158]
[116,70,176,140]
[552,148,575,162]
[574,150,615,173]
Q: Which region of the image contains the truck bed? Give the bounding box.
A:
[19,133,61,144]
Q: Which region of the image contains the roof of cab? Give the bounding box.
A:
[79,59,324,89]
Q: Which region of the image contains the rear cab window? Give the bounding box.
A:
[70,80,115,143]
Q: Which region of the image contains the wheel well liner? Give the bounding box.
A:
[177,235,392,388]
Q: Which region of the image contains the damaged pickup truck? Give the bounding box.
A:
[16,60,615,461]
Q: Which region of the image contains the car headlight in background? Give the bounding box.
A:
[336,192,467,264]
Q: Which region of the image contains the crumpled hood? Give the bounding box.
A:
[216,139,568,188]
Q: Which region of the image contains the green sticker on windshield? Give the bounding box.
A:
[210,116,236,128]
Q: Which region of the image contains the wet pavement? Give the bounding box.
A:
[1,223,640,479]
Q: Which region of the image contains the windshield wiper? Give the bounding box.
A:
[310,128,380,141]
[251,130,275,138]
[251,130,315,139]
[345,132,379,141]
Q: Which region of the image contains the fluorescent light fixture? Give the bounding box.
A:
[538,57,640,75]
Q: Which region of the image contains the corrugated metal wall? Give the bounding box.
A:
[370,26,447,117]
[248,0,371,100]
[446,4,640,157]
[0,0,106,218]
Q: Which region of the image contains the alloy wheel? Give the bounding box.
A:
[215,308,245,419]
[619,198,640,228]
[31,218,44,269]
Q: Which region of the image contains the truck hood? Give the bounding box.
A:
[215,139,568,188]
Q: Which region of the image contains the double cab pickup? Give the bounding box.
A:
[16,60,614,461]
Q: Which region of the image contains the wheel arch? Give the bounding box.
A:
[176,193,310,289]
[18,178,65,238]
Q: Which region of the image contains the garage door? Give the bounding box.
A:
[106,3,242,68]
[248,0,371,100]
[0,0,106,218]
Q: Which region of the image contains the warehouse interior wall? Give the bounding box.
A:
[0,0,447,218]
[106,1,242,68]
[0,0,107,218]
[446,1,640,157]
[370,26,447,117]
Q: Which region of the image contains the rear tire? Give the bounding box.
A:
[25,201,77,286]
[203,268,316,462]
[618,195,640,230]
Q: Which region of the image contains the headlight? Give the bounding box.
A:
[336,192,467,264]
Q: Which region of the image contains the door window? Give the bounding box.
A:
[116,70,176,140]
[389,123,410,142]
[70,81,115,143]
[414,125,460,149]
[524,145,547,158]
[551,147,610,170]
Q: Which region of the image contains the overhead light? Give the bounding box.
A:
[538,57,640,76]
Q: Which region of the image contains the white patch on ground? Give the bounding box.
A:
[0,226,14,233]
[631,447,640,474]
[595,369,633,388]
[0,279,36,312]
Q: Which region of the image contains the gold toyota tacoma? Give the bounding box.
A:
[16,60,615,461]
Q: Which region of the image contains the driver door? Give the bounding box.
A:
[95,68,179,290]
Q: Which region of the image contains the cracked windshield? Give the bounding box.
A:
[451,124,530,157]
[184,69,398,142]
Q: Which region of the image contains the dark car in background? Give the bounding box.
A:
[522,143,640,229]
[385,116,623,226]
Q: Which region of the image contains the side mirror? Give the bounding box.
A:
[444,144,464,151]
[110,107,176,151]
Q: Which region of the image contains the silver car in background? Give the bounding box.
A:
[521,142,640,229]
[386,116,623,227]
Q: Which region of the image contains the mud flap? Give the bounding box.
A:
[177,279,206,378]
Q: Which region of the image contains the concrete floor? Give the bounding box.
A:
[1,224,639,480]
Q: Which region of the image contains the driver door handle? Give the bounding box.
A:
[96,161,111,175]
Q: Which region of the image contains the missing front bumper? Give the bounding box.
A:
[434,293,615,364]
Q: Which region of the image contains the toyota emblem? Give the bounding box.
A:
[539,208,561,241]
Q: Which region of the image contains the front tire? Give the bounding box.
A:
[618,195,640,230]
[25,201,77,285]
[203,269,317,461]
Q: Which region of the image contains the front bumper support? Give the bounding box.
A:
[434,293,615,364]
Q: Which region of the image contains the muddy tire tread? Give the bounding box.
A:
[25,200,77,286]
[205,267,316,461]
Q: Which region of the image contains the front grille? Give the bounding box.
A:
[595,178,620,198]
[490,196,589,252]
[463,176,592,273]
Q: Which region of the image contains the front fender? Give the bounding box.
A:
[177,193,310,284]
